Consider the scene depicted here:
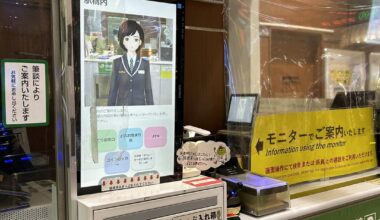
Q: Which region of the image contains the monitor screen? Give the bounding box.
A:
[367,0,380,44]
[330,91,375,109]
[227,94,258,125]
[75,0,184,194]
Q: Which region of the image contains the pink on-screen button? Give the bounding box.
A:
[145,127,167,148]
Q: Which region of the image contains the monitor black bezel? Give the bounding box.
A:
[330,90,375,109]
[73,0,185,196]
[226,93,259,126]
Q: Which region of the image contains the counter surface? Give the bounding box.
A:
[240,169,380,219]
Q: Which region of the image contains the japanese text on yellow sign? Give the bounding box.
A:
[251,107,377,184]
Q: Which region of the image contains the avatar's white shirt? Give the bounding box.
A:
[127,54,137,66]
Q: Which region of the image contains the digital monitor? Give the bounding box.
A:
[367,0,380,44]
[330,91,375,109]
[227,94,259,126]
[74,0,184,195]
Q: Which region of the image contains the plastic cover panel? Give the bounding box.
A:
[223,0,380,184]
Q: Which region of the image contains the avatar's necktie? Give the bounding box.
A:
[129,58,134,71]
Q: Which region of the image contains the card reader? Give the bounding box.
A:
[222,172,290,216]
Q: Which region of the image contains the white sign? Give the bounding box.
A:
[177,141,231,171]
[1,59,48,127]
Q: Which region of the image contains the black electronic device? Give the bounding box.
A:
[226,187,242,219]
[222,173,290,216]
[0,132,14,143]
[0,154,34,175]
[0,128,16,148]
[330,90,375,109]
[73,0,185,195]
[226,94,259,131]
[216,157,245,176]
[217,94,260,170]
[0,142,11,157]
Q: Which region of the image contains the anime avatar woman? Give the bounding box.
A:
[108,20,154,106]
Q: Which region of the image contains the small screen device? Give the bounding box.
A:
[226,94,259,131]
[216,94,259,173]
[330,91,375,109]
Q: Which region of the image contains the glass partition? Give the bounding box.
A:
[225,0,380,189]
[0,0,61,219]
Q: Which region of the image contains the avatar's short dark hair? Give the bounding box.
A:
[118,20,145,52]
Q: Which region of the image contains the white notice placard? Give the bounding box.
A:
[1,59,48,127]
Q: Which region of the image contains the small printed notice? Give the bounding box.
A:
[1,59,48,128]
[177,141,231,171]
[100,173,160,192]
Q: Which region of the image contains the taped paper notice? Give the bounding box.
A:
[177,141,231,171]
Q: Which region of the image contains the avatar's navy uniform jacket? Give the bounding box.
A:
[108,55,154,106]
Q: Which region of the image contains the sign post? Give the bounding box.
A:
[1,59,49,128]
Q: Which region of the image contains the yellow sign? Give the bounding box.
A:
[160,66,172,79]
[330,69,352,85]
[251,107,377,184]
